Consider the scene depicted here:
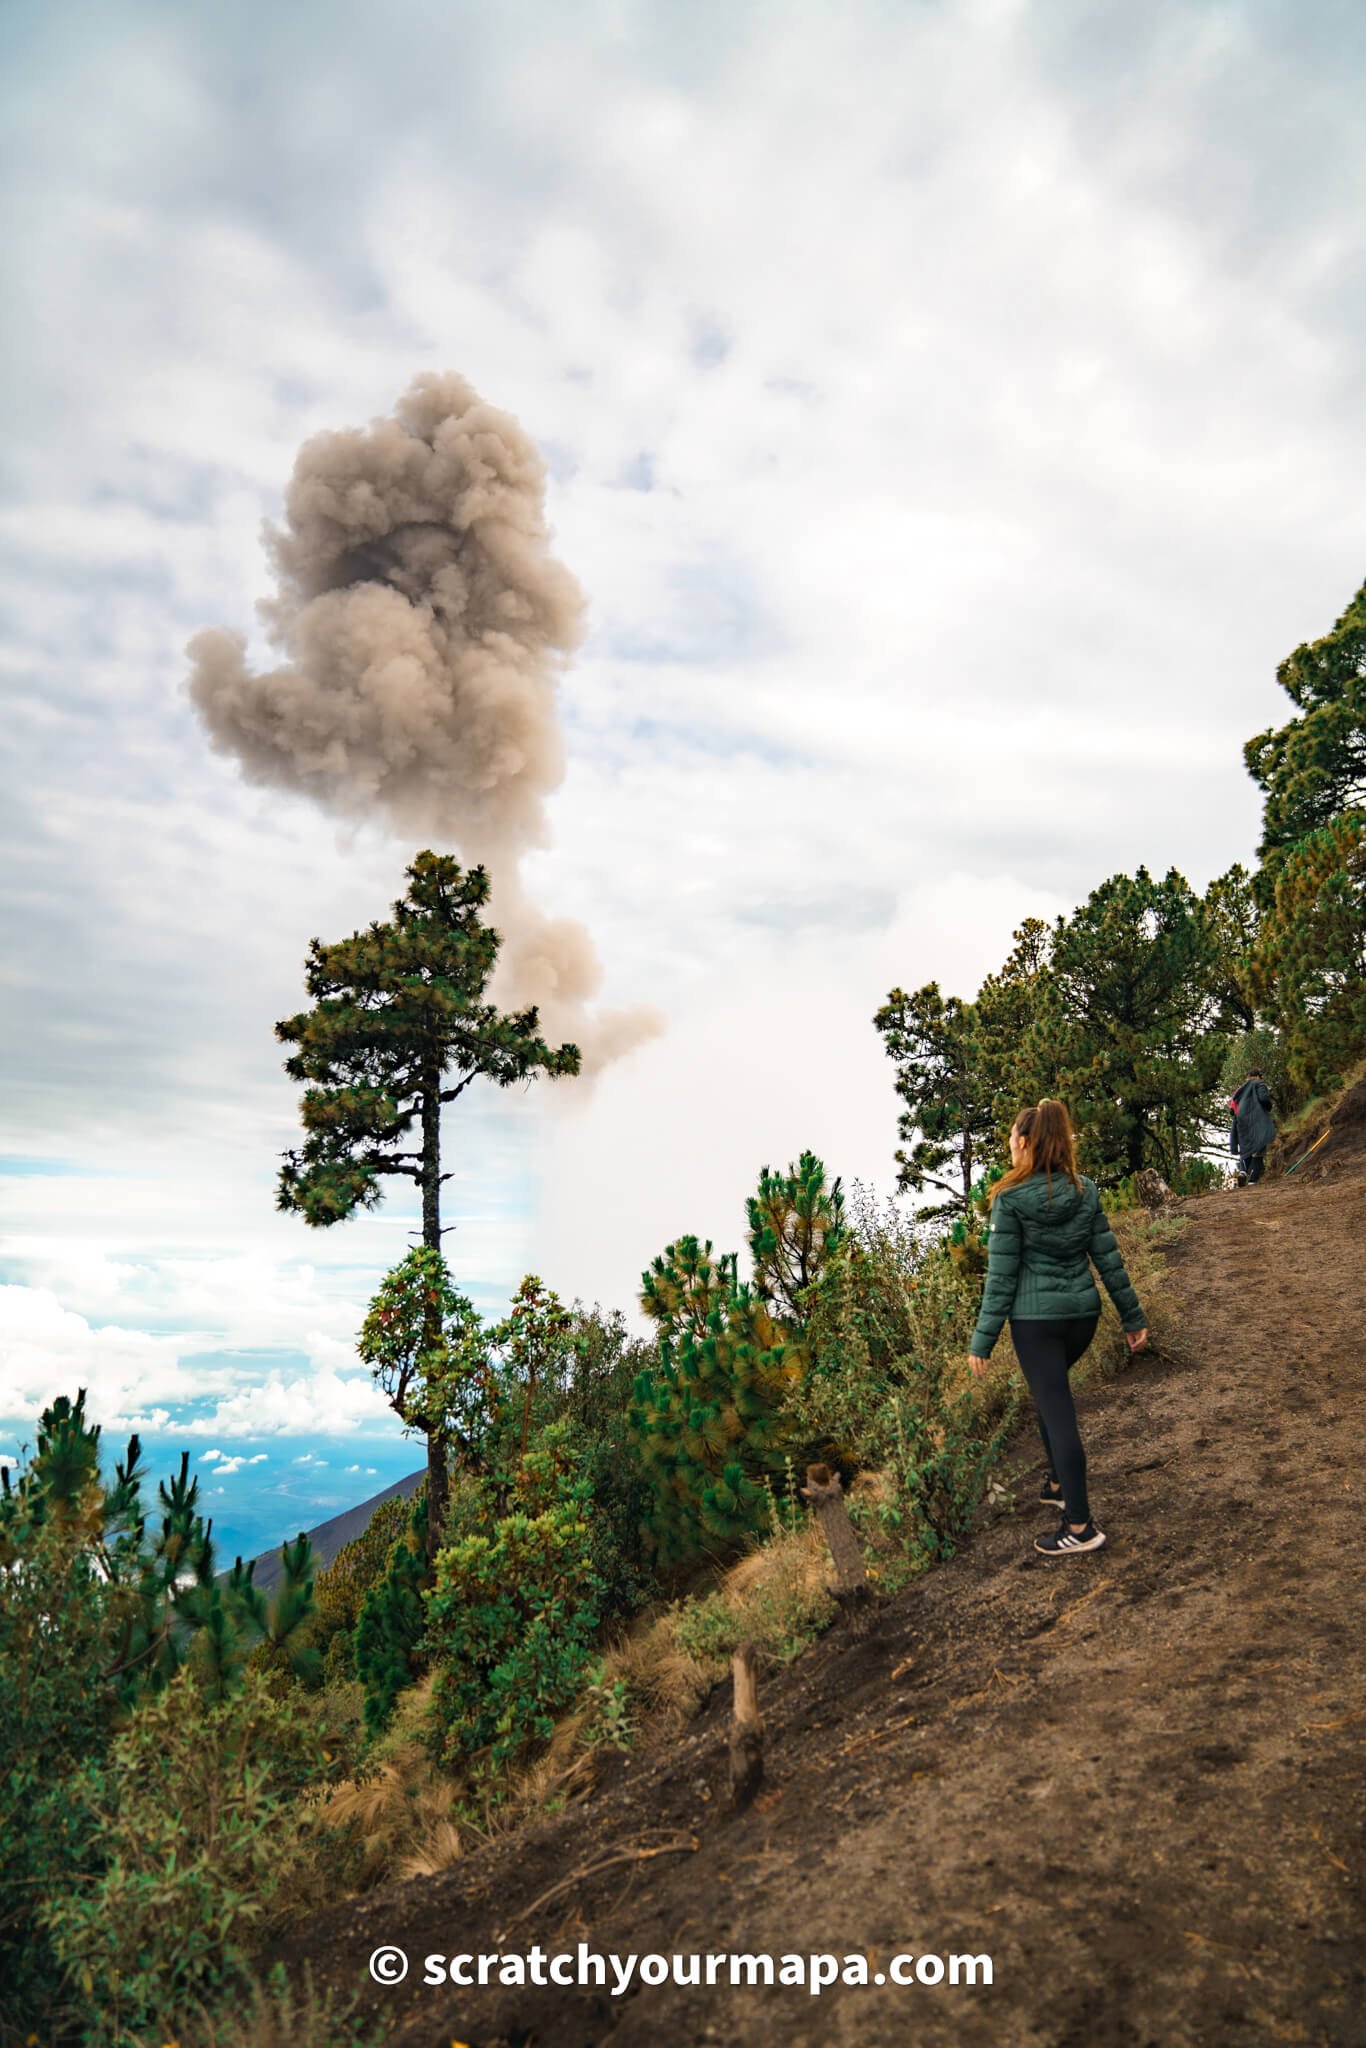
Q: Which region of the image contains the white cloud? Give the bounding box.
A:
[181,1371,394,1440]
[213,1452,269,1476]
[0,1283,219,1435]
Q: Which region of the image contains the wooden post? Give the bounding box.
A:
[802,1463,872,1630]
[728,1641,764,1809]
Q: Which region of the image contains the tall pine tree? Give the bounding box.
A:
[973,917,1056,1132]
[1245,576,1366,861]
[873,983,996,1218]
[1249,814,1366,1097]
[1239,577,1366,1099]
[1047,867,1226,1182]
[276,852,580,1551]
[1201,863,1260,1033]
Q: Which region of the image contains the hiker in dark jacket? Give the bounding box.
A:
[1230,1069,1275,1186]
[968,1099,1147,1556]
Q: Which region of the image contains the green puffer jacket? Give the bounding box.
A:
[968,1171,1145,1359]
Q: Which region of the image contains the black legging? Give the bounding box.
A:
[1010,1314,1100,1526]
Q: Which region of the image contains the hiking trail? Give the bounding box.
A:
[275,1113,1366,2048]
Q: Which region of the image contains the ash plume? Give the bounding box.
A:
[187,372,660,1069]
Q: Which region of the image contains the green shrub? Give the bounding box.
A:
[628,1155,844,1564]
[1109,1154,1226,1210]
[425,1431,601,1768]
[672,1591,746,1667]
[786,1188,1018,1568]
[581,1667,637,1752]
[742,1572,833,1662]
[354,1509,428,1734]
[130,1967,381,2048]
[559,1306,656,1621]
[39,1669,349,2046]
[0,1395,320,2039]
[0,1506,112,2035]
[669,1527,836,1678]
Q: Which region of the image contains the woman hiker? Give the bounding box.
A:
[967,1099,1148,1556]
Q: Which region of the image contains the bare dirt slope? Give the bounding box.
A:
[276,1149,1366,2048]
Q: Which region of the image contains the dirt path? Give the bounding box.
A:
[276,1158,1366,2048]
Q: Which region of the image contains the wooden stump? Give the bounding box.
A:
[728,1641,764,1809]
[802,1463,873,1632]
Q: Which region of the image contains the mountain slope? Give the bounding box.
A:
[246,1468,424,1595]
[273,1144,1366,2047]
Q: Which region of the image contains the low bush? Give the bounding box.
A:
[130,1968,380,2048]
[785,1188,1018,1570]
[672,1528,837,1674]
[39,1668,353,2047]
[354,1507,428,1734]
[425,1430,602,1769]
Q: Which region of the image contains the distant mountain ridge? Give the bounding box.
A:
[244,1468,424,1595]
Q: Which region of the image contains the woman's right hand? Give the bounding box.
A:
[1126,1327,1149,1352]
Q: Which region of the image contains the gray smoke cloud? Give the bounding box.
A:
[187,371,661,1069]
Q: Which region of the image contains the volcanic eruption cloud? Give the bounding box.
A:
[187,372,661,1071]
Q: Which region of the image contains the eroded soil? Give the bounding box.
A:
[273,1152,1366,2048]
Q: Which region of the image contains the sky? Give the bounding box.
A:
[2,0,1364,1555]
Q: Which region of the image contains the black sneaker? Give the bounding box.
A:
[1034,1521,1106,1555]
[1038,1480,1066,1509]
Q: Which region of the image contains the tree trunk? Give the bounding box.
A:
[421,1058,442,1253]
[728,1642,764,1808]
[802,1463,872,1631]
[420,1057,447,1564]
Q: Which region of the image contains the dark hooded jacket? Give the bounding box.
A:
[969,1171,1144,1360]
[1231,1078,1275,1159]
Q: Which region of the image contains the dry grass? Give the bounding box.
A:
[591,1613,713,1726]
[1267,1054,1366,1171]
[319,1677,468,1890]
[1087,1206,1188,1374]
[317,1671,617,1892]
